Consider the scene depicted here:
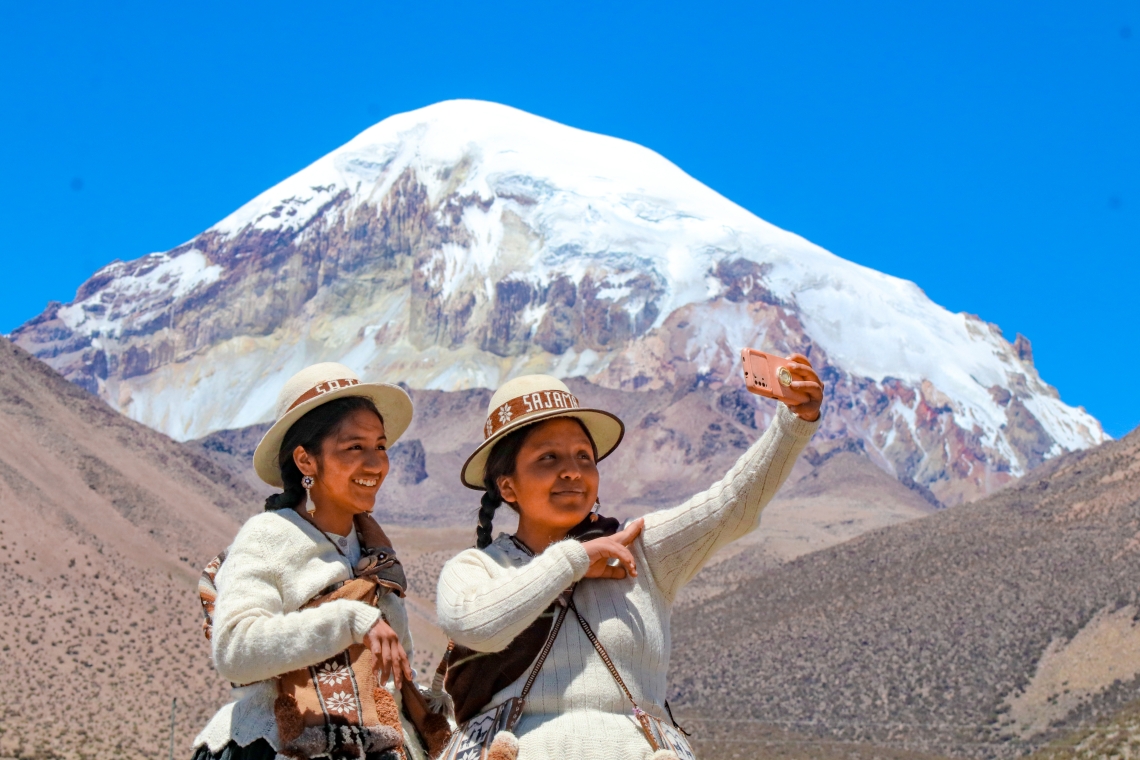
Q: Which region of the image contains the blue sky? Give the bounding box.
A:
[1,1,1137,436]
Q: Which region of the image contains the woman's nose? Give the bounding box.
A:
[363,449,388,472]
[560,459,583,479]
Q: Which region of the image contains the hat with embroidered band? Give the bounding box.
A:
[460,374,625,490]
[253,362,413,488]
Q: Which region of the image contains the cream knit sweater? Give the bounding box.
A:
[193,507,426,759]
[436,404,819,759]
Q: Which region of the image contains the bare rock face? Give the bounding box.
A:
[11,100,1105,506]
[390,438,428,486]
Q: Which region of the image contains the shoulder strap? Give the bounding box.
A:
[504,585,574,731]
[568,595,662,751]
[518,589,573,702]
[566,596,638,708]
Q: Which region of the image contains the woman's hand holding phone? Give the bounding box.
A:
[742,349,824,422]
[782,353,824,422]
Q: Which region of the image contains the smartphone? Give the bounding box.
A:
[741,348,809,406]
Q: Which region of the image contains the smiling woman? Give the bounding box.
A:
[434,369,823,760]
[191,363,450,760]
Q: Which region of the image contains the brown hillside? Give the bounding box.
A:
[0,337,259,760]
[670,426,1140,759]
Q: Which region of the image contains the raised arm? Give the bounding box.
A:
[436,540,589,652]
[211,531,379,685]
[640,403,819,602]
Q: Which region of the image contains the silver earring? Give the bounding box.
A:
[302,475,315,514]
[590,498,600,521]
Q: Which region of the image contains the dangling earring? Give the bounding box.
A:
[590,497,600,521]
[302,475,316,514]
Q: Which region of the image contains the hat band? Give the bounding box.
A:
[483,390,580,439]
[286,378,361,413]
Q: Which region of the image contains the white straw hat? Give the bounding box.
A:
[252,362,413,487]
[460,374,624,490]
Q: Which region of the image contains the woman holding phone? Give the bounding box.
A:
[434,353,823,759]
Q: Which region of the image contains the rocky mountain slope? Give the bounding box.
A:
[11,99,1104,506]
[669,423,1140,758]
[0,336,261,759]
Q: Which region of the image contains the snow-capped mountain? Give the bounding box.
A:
[13,99,1106,505]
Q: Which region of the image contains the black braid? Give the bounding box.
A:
[474,417,599,549]
[475,490,501,549]
[264,396,383,511]
[265,465,307,511]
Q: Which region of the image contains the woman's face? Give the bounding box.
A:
[298,408,390,517]
[498,417,599,534]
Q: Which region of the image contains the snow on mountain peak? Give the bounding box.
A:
[12,99,1106,503]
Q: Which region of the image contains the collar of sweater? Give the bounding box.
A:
[489,532,532,566]
[258,509,357,581]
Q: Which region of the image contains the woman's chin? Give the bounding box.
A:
[552,504,593,527]
[350,497,379,514]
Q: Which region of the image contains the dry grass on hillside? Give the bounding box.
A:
[670,427,1140,759]
[0,337,253,760]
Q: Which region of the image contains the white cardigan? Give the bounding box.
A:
[193,508,424,759]
[437,404,819,760]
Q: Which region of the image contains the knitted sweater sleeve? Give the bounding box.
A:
[211,522,380,685]
[640,403,818,603]
[436,540,591,653]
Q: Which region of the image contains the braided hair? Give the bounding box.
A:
[475,417,598,549]
[264,396,384,512]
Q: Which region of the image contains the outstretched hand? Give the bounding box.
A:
[784,353,824,422]
[582,518,644,580]
[364,617,413,690]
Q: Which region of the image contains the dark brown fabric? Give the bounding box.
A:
[444,513,620,722]
[350,513,407,596]
[400,681,454,756]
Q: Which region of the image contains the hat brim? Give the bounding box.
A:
[460,407,625,490]
[253,382,414,488]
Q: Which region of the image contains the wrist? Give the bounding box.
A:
[351,604,383,642]
[777,402,821,437]
[562,540,591,580]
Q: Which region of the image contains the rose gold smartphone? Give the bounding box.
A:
[741,348,809,405]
